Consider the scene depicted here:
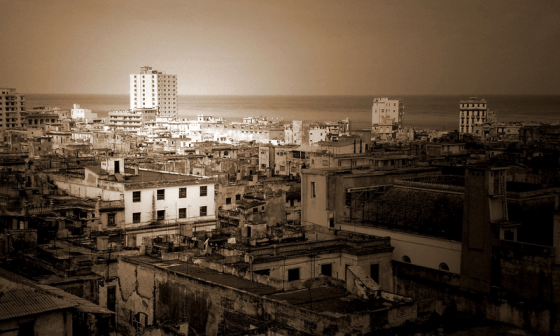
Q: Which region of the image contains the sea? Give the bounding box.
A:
[23,94,560,131]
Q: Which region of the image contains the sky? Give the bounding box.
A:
[1,0,559,95]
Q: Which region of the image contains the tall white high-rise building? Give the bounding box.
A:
[459,97,487,134]
[130,66,178,119]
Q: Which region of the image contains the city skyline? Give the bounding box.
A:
[1,0,559,96]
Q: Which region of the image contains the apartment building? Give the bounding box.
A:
[0,88,26,131]
[371,98,404,134]
[49,158,216,247]
[459,97,487,134]
[107,110,143,132]
[130,66,178,119]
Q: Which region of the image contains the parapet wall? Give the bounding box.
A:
[392,260,554,335]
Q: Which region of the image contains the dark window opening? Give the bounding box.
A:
[179,187,186,198]
[311,182,315,198]
[133,213,141,223]
[504,230,514,241]
[370,264,380,284]
[108,213,116,227]
[179,208,186,219]
[157,189,165,200]
[200,206,207,217]
[254,269,270,276]
[200,186,207,196]
[157,210,165,221]
[321,263,332,277]
[133,191,141,202]
[226,197,231,204]
[288,268,300,281]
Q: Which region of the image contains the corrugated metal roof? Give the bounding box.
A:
[0,289,78,320]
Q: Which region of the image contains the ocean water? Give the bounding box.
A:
[24,94,560,131]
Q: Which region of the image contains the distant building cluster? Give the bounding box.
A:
[1,70,560,335]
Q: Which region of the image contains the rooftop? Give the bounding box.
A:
[124,255,278,296]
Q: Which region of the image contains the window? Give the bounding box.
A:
[133,212,141,223]
[18,322,34,336]
[321,263,333,277]
[157,210,165,221]
[179,187,186,198]
[439,263,450,271]
[179,208,186,218]
[133,191,141,202]
[370,264,380,284]
[253,207,258,213]
[200,186,207,196]
[311,182,316,198]
[280,165,285,171]
[200,206,207,217]
[108,213,116,227]
[254,269,270,276]
[235,194,241,201]
[402,255,411,263]
[226,197,231,205]
[157,189,165,200]
[288,268,300,281]
[345,192,351,206]
[107,285,116,312]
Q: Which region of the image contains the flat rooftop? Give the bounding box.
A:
[268,287,391,314]
[124,255,279,296]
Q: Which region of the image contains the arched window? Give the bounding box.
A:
[401,255,411,263]
[439,263,449,271]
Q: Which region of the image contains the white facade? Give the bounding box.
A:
[108,110,143,132]
[459,97,487,134]
[125,183,215,227]
[371,98,403,130]
[130,66,178,119]
[71,104,97,120]
[308,126,327,145]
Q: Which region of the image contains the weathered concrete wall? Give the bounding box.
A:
[118,258,419,336]
[393,261,553,335]
[494,240,555,302]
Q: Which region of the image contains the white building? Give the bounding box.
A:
[371,98,404,133]
[459,97,487,134]
[71,104,97,120]
[107,110,143,132]
[130,66,178,119]
[49,157,217,247]
[0,88,26,131]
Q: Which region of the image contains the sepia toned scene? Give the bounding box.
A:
[0,0,559,335]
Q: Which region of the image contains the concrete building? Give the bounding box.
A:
[0,269,113,336]
[116,233,439,335]
[25,107,60,130]
[107,110,143,132]
[48,157,217,247]
[130,66,178,119]
[459,97,487,134]
[0,88,26,131]
[372,98,404,136]
[70,104,97,120]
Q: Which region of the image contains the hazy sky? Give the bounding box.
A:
[1,0,559,95]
